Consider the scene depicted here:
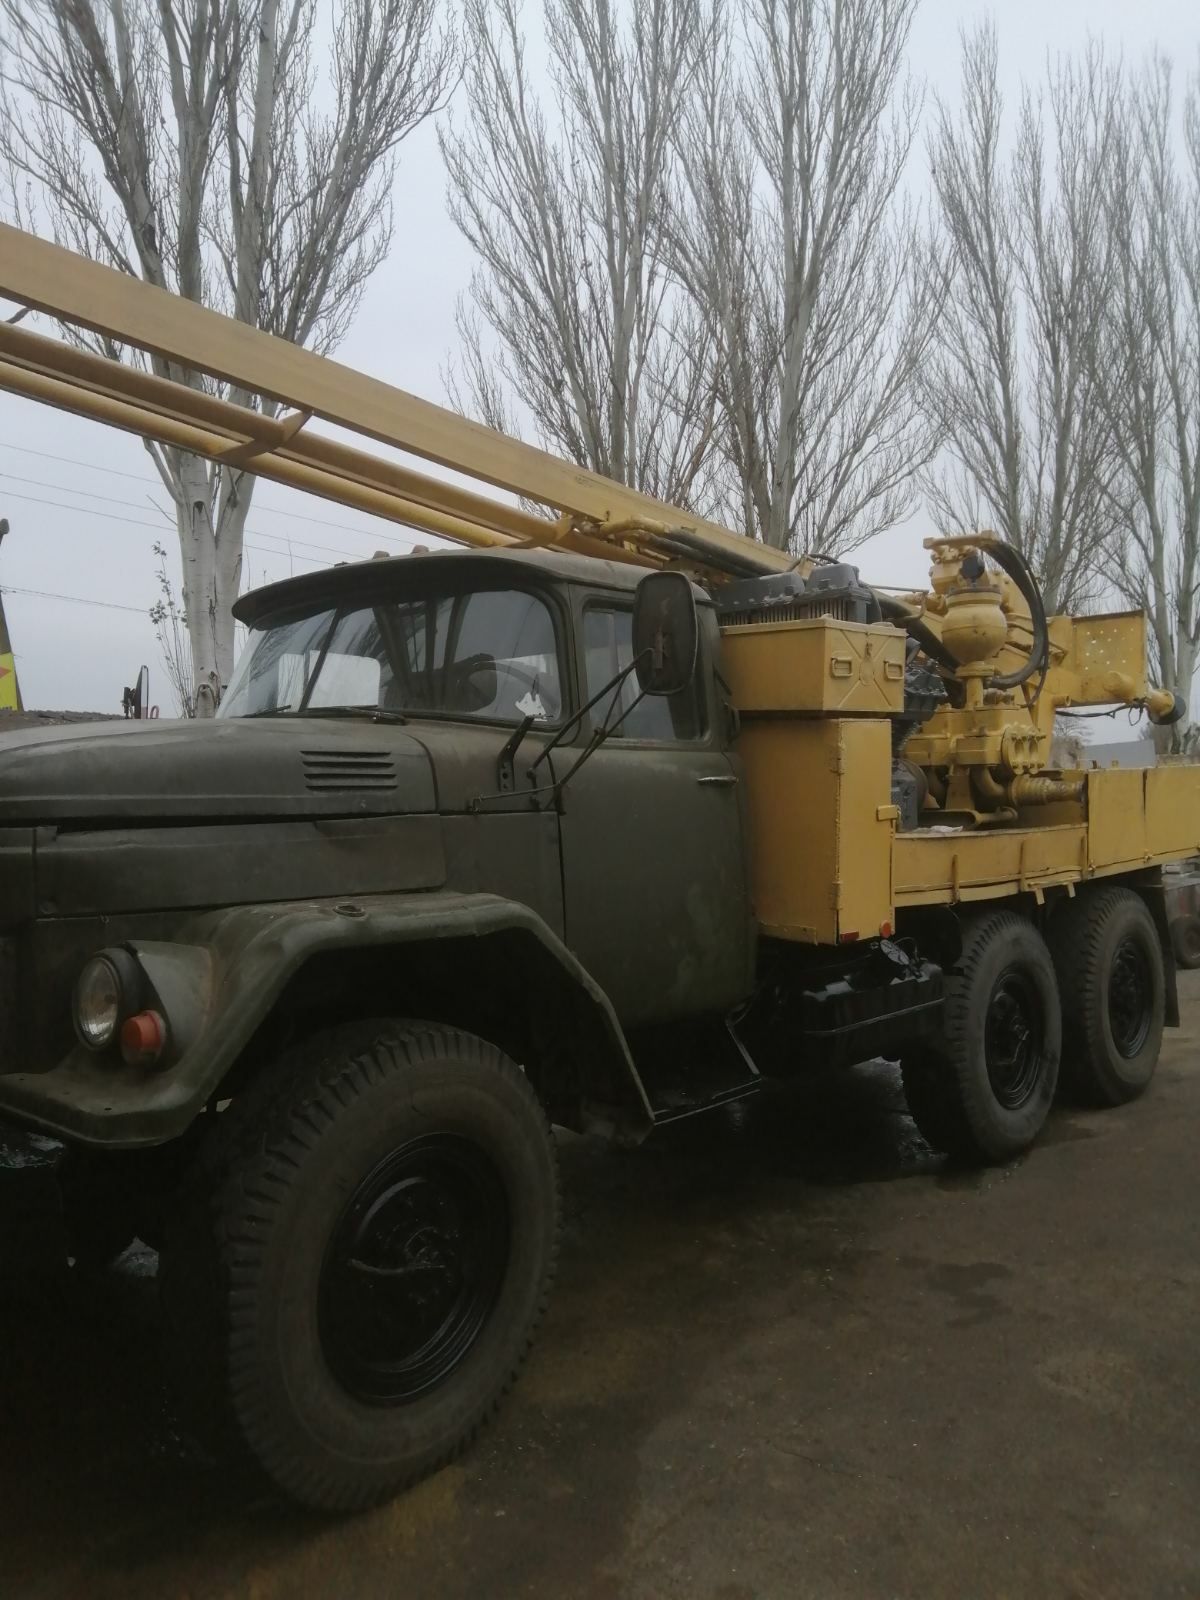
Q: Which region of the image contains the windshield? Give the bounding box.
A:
[219,586,563,724]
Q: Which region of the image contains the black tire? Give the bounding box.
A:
[1049,888,1165,1106]
[160,1021,560,1513]
[902,910,1061,1164]
[1171,912,1200,971]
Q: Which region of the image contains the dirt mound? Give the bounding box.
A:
[0,710,121,731]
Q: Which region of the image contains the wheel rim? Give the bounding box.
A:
[319,1133,510,1405]
[1109,936,1153,1058]
[984,967,1045,1109]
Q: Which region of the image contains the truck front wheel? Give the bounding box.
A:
[902,911,1061,1163]
[160,1021,559,1512]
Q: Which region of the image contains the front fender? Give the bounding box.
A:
[0,892,651,1148]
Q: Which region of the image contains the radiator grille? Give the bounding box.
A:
[723,597,860,628]
[302,749,398,792]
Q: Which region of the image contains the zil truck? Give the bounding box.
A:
[0,226,1197,1511]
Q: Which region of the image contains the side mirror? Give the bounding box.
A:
[633,570,699,696]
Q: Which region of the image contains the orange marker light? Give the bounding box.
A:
[120,1010,167,1067]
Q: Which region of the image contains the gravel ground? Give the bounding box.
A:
[1,971,1197,1600]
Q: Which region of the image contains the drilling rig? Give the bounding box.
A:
[0,224,1196,1513]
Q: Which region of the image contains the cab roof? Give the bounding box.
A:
[232,544,655,627]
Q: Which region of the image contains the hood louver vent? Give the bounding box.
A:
[302,748,398,792]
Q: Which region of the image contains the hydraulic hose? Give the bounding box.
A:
[876,594,961,674]
[979,539,1050,692]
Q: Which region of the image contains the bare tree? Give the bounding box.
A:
[149,541,195,718]
[441,0,722,512]
[0,0,454,712]
[672,0,942,556]
[924,25,1122,613]
[1098,58,1200,753]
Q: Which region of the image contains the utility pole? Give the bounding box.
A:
[0,517,24,713]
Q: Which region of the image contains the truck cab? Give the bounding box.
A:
[0,548,760,1154]
[218,545,755,1027]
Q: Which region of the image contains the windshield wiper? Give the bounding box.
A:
[236,704,407,724]
[298,705,409,725]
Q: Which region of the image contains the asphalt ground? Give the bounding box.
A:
[2,971,1197,1600]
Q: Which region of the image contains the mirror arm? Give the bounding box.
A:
[496,713,536,793]
[594,682,649,742]
[546,679,651,803]
[527,654,644,778]
[471,649,652,814]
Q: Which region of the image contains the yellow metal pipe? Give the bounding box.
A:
[0,324,666,570]
[0,359,516,552]
[0,319,549,544]
[0,223,791,578]
[272,430,554,544]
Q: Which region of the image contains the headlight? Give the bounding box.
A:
[73,950,141,1051]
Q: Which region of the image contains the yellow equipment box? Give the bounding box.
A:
[736,718,896,943]
[719,617,907,716]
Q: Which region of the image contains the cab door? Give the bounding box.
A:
[557,597,755,1027]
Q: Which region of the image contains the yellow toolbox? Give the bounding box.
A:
[720,617,906,715]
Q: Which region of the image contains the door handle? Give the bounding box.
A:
[696,773,738,786]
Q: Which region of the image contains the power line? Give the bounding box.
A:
[1,486,170,532]
[0,440,155,485]
[0,440,432,543]
[0,476,422,566]
[1,583,149,615]
[0,486,377,573]
[0,490,334,584]
[2,469,176,518]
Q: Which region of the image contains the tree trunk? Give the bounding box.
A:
[174,457,251,716]
[214,473,251,690]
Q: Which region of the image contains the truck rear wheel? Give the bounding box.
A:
[902,911,1061,1163]
[160,1021,559,1512]
[1171,912,1200,971]
[1049,888,1165,1105]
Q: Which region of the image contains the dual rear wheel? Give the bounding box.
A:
[903,888,1164,1164]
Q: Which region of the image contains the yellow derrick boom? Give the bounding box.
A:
[0,223,790,583]
[1,223,1196,942]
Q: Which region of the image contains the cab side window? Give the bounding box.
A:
[582,605,703,742]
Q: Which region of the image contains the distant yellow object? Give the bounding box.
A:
[0,651,20,712]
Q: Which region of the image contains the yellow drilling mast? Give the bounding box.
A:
[0,223,790,583]
[0,220,1197,944]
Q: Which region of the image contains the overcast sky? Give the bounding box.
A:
[0,0,1195,716]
